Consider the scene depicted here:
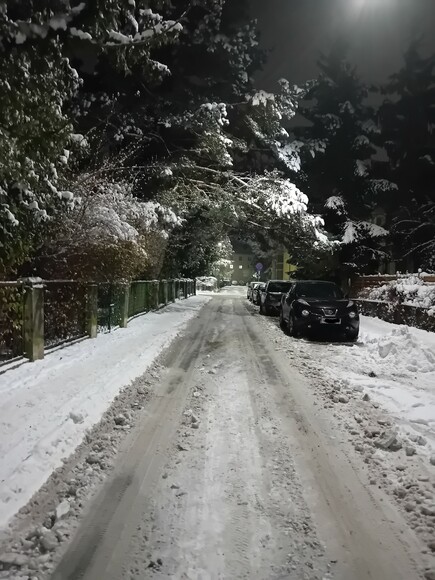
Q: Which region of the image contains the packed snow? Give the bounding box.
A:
[0,296,209,528]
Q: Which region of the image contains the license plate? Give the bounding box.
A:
[321,317,340,324]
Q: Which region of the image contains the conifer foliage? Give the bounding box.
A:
[0,0,328,280]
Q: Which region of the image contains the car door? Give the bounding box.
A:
[260,283,268,305]
[283,284,296,320]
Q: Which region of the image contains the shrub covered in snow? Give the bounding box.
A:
[362,275,435,312]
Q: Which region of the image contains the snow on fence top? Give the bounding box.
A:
[354,273,435,314]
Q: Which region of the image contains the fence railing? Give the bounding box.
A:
[351,273,435,295]
[354,299,435,333]
[0,278,196,365]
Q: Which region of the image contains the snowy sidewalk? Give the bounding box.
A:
[0,296,209,528]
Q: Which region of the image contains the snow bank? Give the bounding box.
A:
[327,316,435,457]
[0,296,209,528]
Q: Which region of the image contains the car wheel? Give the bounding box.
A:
[345,330,359,342]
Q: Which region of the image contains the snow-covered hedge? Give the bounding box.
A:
[361,274,435,315]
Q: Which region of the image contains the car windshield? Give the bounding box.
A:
[268,282,293,293]
[296,283,344,299]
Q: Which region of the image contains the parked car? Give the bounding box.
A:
[252,282,266,305]
[246,281,257,300]
[259,280,294,315]
[279,280,359,341]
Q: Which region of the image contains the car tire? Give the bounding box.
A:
[345,330,359,342]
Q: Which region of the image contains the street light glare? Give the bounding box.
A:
[351,0,395,10]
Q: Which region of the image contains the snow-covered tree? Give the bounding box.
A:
[2,0,330,281]
[296,42,397,275]
[0,3,82,275]
[379,42,435,270]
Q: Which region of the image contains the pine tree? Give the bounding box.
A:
[1,0,330,280]
[296,42,397,276]
[380,42,435,270]
[0,1,80,275]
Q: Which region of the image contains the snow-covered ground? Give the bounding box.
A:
[0,296,209,528]
[316,316,435,459]
[273,314,435,462]
[356,318,435,452]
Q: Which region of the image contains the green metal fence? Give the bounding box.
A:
[0,282,24,362]
[0,278,196,366]
[97,284,126,333]
[44,281,87,348]
[129,281,151,318]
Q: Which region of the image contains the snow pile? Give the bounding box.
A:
[333,317,435,457]
[363,325,435,374]
[196,276,218,291]
[0,296,210,528]
[363,274,435,311]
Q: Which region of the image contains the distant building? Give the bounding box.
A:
[270,251,298,280]
[230,241,256,284]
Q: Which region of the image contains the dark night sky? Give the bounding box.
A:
[250,0,435,89]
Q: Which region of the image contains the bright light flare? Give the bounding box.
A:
[350,0,396,11]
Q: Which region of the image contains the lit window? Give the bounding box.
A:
[229,264,234,269]
[239,265,243,269]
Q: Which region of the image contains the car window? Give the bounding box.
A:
[268,282,293,293]
[295,283,344,299]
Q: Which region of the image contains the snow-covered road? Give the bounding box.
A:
[0,296,210,528]
[0,288,434,579]
[47,289,425,579]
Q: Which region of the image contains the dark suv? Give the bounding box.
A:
[259,280,294,315]
[279,281,359,341]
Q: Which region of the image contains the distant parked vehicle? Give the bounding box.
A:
[252,282,266,305]
[247,281,257,300]
[231,280,238,286]
[259,280,294,316]
[279,280,359,341]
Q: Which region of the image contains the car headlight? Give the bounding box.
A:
[301,309,310,317]
[348,310,357,319]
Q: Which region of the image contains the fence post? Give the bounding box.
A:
[163,280,168,305]
[171,280,176,302]
[86,284,98,338]
[184,280,188,299]
[193,279,197,296]
[120,284,129,328]
[152,280,159,309]
[22,278,44,361]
